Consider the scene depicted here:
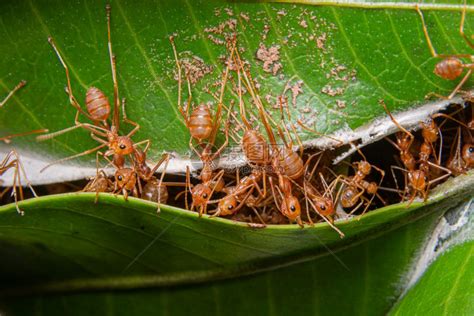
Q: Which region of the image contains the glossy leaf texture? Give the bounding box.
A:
[390,241,474,315]
[1,0,473,165]
[0,172,472,315]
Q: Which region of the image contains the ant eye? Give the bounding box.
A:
[290,205,296,211]
[469,146,474,153]
[203,193,208,199]
[118,175,123,181]
[320,205,326,211]
[119,144,126,149]
[228,205,233,210]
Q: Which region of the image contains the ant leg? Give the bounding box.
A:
[416,4,440,58]
[460,0,474,49]
[0,80,26,108]
[106,4,121,129]
[156,154,171,214]
[296,119,344,146]
[426,70,473,100]
[93,151,103,203]
[133,139,151,154]
[7,151,33,213]
[40,143,107,172]
[448,69,472,99]
[188,138,202,160]
[358,195,375,217]
[120,98,141,137]
[0,152,22,214]
[331,174,348,207]
[236,68,252,130]
[415,5,472,59]
[211,119,231,161]
[427,161,452,186]
[209,47,234,145]
[384,136,402,152]
[405,189,418,208]
[36,113,109,141]
[48,37,92,119]
[304,152,323,180]
[90,132,109,145]
[348,196,365,216]
[303,181,314,225]
[250,206,267,226]
[122,188,129,201]
[380,100,415,145]
[11,159,24,215]
[431,112,469,128]
[1,128,49,143]
[372,164,386,186]
[185,165,191,210]
[390,165,407,199]
[148,153,170,177]
[268,177,282,213]
[169,36,182,107]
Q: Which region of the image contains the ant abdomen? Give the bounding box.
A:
[274,148,304,180]
[434,57,464,80]
[85,87,110,121]
[341,187,358,208]
[142,178,168,204]
[189,104,213,141]
[242,130,269,165]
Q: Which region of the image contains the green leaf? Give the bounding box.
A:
[1,1,474,314]
[1,0,473,170]
[0,172,472,315]
[389,241,474,315]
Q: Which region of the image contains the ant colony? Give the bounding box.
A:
[1,3,473,237]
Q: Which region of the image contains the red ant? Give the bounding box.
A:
[438,103,474,175]
[416,0,474,99]
[37,4,147,171]
[381,100,452,205]
[1,81,47,215]
[332,147,386,216]
[211,44,272,221]
[170,36,235,216]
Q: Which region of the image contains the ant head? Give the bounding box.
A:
[462,144,474,167]
[341,186,358,209]
[218,195,238,216]
[115,168,136,189]
[192,184,212,206]
[434,58,464,80]
[281,196,300,221]
[409,170,427,191]
[110,136,134,155]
